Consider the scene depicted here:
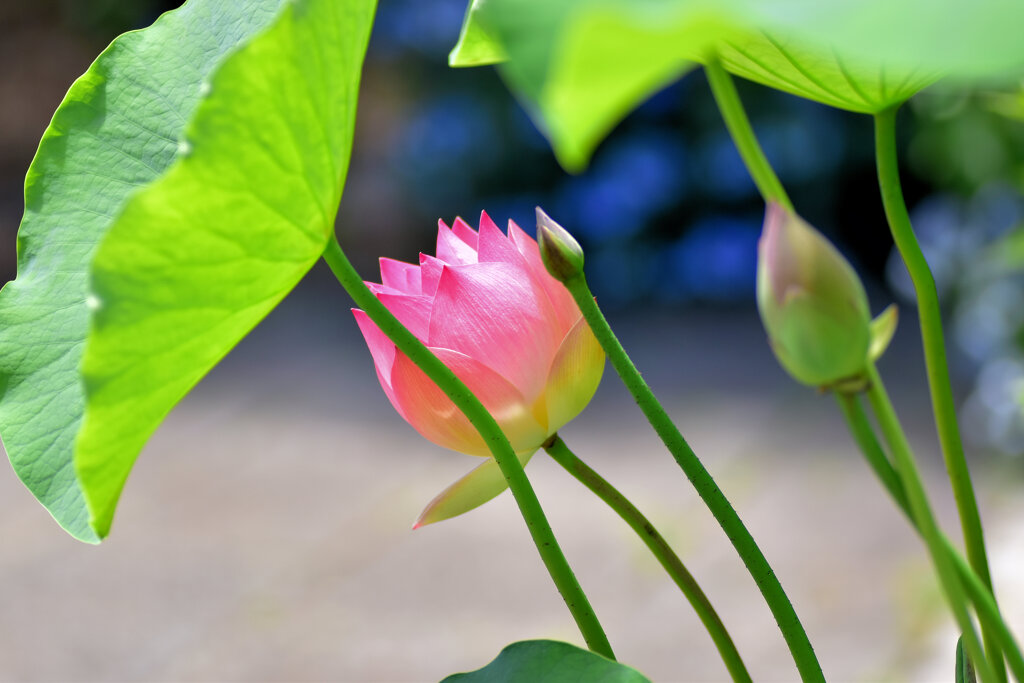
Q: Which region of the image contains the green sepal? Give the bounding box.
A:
[414,450,535,528]
[868,304,899,363]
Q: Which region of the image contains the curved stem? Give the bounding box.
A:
[835,393,909,510]
[836,393,1024,681]
[321,235,614,660]
[562,273,823,681]
[704,57,792,211]
[874,106,1002,681]
[863,364,995,683]
[544,434,752,683]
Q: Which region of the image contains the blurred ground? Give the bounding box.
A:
[2,271,1022,682]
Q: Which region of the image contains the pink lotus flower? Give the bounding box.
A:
[353,212,604,526]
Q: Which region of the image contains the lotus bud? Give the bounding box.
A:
[353,212,605,526]
[536,207,585,283]
[756,202,872,388]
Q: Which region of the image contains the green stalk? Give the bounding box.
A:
[863,364,995,683]
[704,57,792,211]
[702,60,1003,677]
[835,393,907,508]
[544,434,752,683]
[874,106,1002,681]
[561,273,823,682]
[321,235,614,659]
[836,393,1024,681]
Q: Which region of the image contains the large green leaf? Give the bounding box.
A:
[452,0,1024,170]
[452,0,727,171]
[0,0,376,541]
[442,640,651,683]
[0,0,287,542]
[77,0,375,539]
[716,34,938,115]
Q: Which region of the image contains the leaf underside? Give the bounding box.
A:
[451,0,1024,171]
[1,0,376,540]
[0,0,287,542]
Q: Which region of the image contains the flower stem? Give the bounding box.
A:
[561,273,823,682]
[704,57,792,211]
[874,106,1003,681]
[862,364,995,683]
[321,235,614,660]
[544,434,752,683]
[835,393,1024,681]
[835,393,911,514]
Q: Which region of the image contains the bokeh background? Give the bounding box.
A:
[1,1,1023,681]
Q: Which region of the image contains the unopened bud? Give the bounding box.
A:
[536,207,584,283]
[757,202,871,388]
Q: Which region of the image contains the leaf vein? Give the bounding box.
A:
[761,34,865,110]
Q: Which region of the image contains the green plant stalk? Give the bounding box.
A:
[835,393,906,506]
[836,393,1024,681]
[544,434,752,683]
[321,235,614,660]
[703,61,999,678]
[863,364,995,683]
[704,57,792,212]
[561,273,823,682]
[874,106,1002,682]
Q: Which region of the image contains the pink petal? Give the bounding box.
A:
[478,211,501,239]
[376,292,432,341]
[508,219,580,336]
[544,314,605,433]
[436,220,478,265]
[419,253,445,298]
[413,450,536,528]
[365,281,406,297]
[451,217,478,249]
[351,309,405,420]
[476,215,566,347]
[476,210,522,265]
[379,257,421,295]
[389,347,547,457]
[428,262,561,400]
